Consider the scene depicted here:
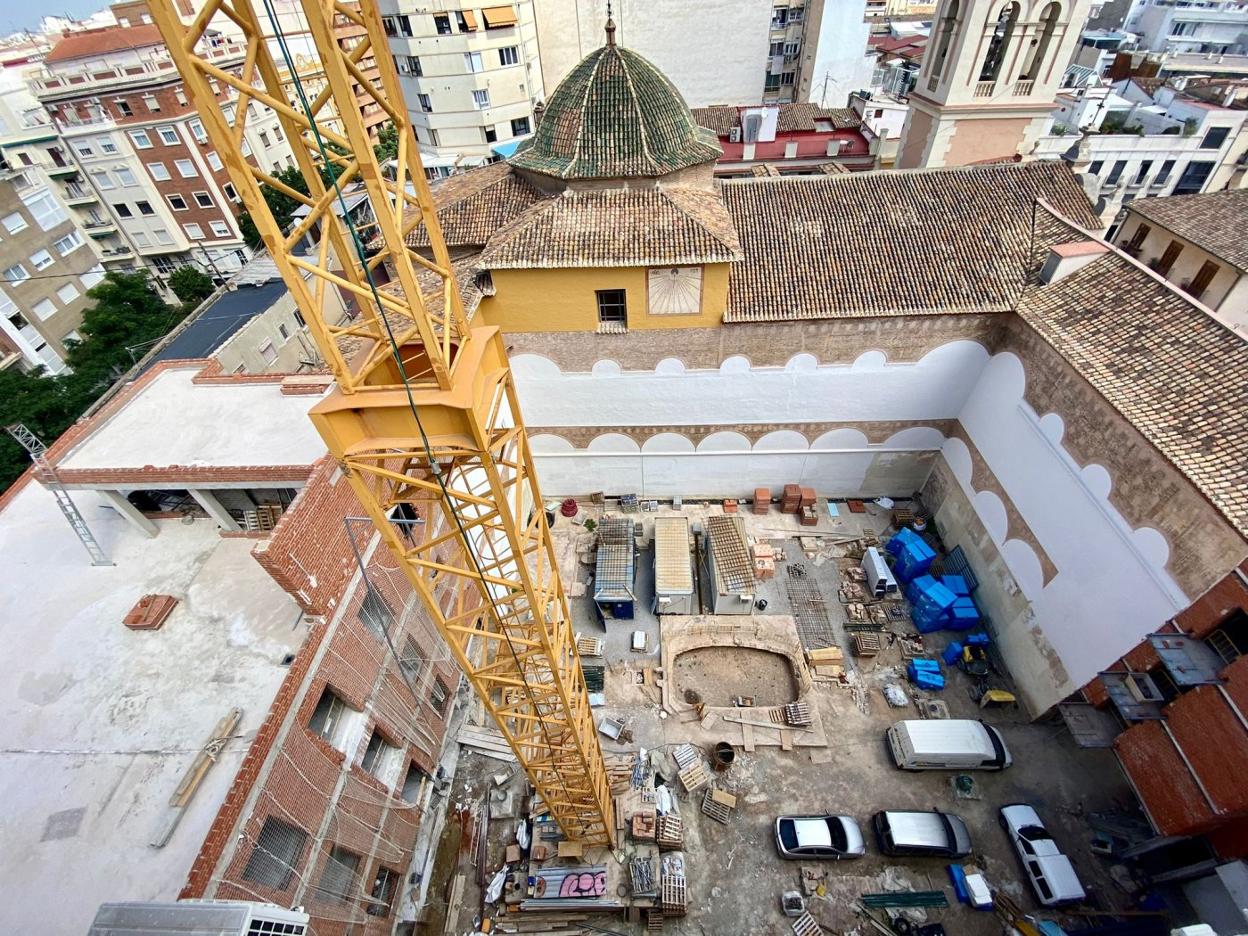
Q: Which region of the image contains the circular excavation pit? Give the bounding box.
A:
[671,645,799,708]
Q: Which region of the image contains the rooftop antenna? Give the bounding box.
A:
[6,423,113,566]
[605,0,616,46]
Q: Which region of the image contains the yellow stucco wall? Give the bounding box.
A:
[478,263,731,332]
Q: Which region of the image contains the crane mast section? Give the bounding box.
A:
[145,0,613,844]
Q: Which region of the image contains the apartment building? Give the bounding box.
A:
[0,164,104,373]
[1034,75,1248,223]
[378,0,543,173]
[18,26,296,282]
[1129,0,1248,55]
[532,1,871,110]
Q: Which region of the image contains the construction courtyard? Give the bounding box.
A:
[431,496,1139,936]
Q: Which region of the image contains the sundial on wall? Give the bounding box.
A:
[648,266,701,315]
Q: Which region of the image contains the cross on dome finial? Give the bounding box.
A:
[605,2,616,46]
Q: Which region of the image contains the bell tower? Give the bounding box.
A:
[896,0,1090,169]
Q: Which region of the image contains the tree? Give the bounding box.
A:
[168,266,215,309]
[64,271,185,394]
[374,122,399,163]
[0,270,188,493]
[237,164,311,248]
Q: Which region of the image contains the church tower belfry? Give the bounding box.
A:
[896,0,1090,169]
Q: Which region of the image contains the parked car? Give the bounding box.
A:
[774,815,866,859]
[872,810,973,858]
[999,804,1086,906]
[886,719,1012,771]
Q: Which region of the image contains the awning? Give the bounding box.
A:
[482,5,517,27]
[490,137,527,158]
[462,9,478,29]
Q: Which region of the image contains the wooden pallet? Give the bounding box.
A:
[672,743,699,770]
[646,909,665,931]
[655,814,684,850]
[660,875,687,916]
[792,912,823,936]
[576,633,604,656]
[700,787,735,824]
[784,702,813,727]
[678,761,709,793]
[854,632,883,656]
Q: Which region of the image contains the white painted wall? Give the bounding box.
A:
[532,0,774,108]
[806,0,875,107]
[944,352,1187,710]
[512,341,990,428]
[514,342,988,496]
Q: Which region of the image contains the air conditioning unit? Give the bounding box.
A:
[89,901,309,936]
[1125,672,1164,704]
[729,126,742,143]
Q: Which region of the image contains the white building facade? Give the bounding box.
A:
[379,0,543,173]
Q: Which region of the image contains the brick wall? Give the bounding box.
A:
[184,453,464,933]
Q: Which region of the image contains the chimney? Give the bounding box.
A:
[1039,241,1110,284]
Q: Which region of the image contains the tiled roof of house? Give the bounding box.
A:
[691,103,861,137]
[693,105,739,136]
[479,186,743,270]
[1126,189,1248,272]
[1019,205,1248,537]
[720,161,1100,321]
[44,24,164,64]
[509,43,721,179]
[407,162,545,248]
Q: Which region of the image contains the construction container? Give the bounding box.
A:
[861,547,898,598]
[653,516,694,615]
[753,487,771,515]
[704,515,756,614]
[888,527,936,582]
[594,517,636,621]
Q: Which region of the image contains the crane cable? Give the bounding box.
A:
[257,0,585,829]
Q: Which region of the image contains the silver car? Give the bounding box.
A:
[774,815,866,859]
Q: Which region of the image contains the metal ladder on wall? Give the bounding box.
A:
[6,423,113,566]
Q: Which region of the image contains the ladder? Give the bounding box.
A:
[6,423,113,567]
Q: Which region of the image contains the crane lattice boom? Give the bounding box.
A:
[145,0,613,845]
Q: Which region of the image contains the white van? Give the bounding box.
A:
[886,719,1012,771]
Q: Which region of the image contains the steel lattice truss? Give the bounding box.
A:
[148,0,613,844]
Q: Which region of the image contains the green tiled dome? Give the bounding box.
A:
[509,39,722,180]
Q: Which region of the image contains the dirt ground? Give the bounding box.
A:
[431,501,1140,936]
[672,645,799,707]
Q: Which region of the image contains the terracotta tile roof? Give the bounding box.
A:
[691,103,861,137]
[720,161,1100,321]
[479,186,743,270]
[44,25,164,64]
[1019,206,1248,537]
[693,105,739,136]
[1126,189,1248,272]
[408,162,544,249]
[509,44,721,180]
[776,104,860,132]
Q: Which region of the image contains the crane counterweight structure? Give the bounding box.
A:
[145,0,613,845]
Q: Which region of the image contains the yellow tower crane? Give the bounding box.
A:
[144,0,613,845]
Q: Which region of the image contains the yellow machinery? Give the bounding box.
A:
[145,0,613,844]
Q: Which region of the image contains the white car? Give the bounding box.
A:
[1000,804,1086,906]
[774,815,866,859]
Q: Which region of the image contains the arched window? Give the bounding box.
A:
[979,2,1020,83]
[1020,2,1061,82]
[928,0,960,84]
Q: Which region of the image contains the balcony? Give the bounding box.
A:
[1012,79,1034,96]
[101,245,132,257]
[33,41,247,97]
[974,81,996,98]
[63,184,98,205]
[83,218,118,236]
[46,162,79,178]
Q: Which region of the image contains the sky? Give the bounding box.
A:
[3,5,109,35]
